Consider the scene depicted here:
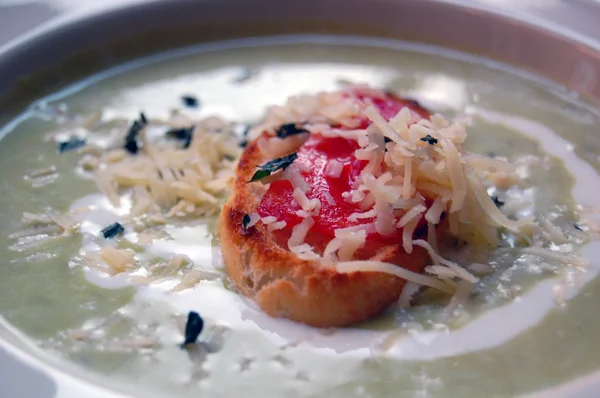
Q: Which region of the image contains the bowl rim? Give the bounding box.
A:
[1,1,600,397]
[1,0,600,118]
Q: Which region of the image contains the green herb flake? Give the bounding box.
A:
[275,123,308,139]
[248,152,298,182]
[420,134,438,145]
[124,112,148,154]
[383,136,392,152]
[180,311,204,348]
[181,95,199,108]
[58,137,86,153]
[166,126,194,149]
[242,214,251,229]
[101,222,125,239]
[491,196,505,207]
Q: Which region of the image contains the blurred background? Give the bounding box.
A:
[0,0,599,49]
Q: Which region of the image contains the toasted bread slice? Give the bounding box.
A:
[218,133,433,327]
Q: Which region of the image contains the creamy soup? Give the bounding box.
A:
[1,36,600,398]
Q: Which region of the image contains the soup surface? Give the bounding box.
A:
[1,36,600,398]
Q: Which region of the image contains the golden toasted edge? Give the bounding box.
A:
[218,133,431,327]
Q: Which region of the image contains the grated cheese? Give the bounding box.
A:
[283,165,311,194]
[398,282,421,308]
[442,280,473,320]
[292,187,310,210]
[336,230,367,261]
[247,213,260,228]
[397,204,427,228]
[252,86,572,304]
[349,208,377,222]
[425,199,445,224]
[336,261,455,294]
[268,221,287,232]
[261,216,278,225]
[323,191,335,206]
[539,218,568,245]
[427,221,438,252]
[413,239,478,283]
[288,217,315,248]
[324,159,344,178]
[402,217,420,254]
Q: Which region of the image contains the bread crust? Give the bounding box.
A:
[218,134,431,327]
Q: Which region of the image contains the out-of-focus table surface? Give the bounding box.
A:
[0,0,599,49]
[0,0,144,46]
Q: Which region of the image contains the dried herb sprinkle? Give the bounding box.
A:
[491,196,505,207]
[181,95,199,108]
[249,152,298,182]
[275,123,308,139]
[124,113,148,154]
[166,126,194,149]
[101,222,124,239]
[242,214,251,229]
[58,137,86,153]
[420,134,438,145]
[181,311,204,348]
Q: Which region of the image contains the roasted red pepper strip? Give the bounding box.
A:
[257,91,431,252]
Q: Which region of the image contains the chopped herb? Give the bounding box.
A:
[239,139,248,148]
[181,311,204,348]
[166,127,191,140]
[275,123,308,139]
[420,134,438,145]
[242,214,251,229]
[249,152,298,182]
[166,126,194,149]
[383,136,392,152]
[101,222,124,239]
[124,140,138,154]
[58,137,86,153]
[181,95,199,108]
[574,223,584,231]
[183,134,193,149]
[491,196,505,207]
[250,169,270,182]
[124,113,148,154]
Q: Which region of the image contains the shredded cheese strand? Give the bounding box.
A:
[336,261,455,294]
